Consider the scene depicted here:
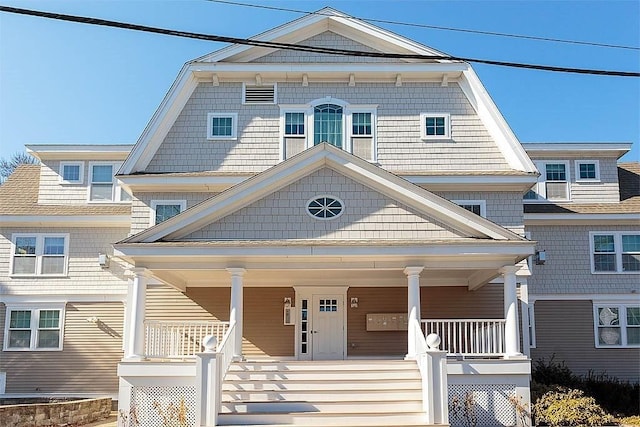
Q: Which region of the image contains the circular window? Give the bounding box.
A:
[306,196,344,220]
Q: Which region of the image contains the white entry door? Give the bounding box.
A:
[311,295,345,360]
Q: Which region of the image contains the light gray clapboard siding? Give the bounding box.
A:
[130,192,217,235]
[0,227,130,295]
[526,225,640,294]
[0,302,124,394]
[252,31,396,63]
[183,167,467,241]
[531,300,640,381]
[436,191,524,229]
[145,82,510,174]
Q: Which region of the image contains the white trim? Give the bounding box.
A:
[207,112,238,140]
[529,293,639,302]
[593,303,640,348]
[525,213,640,226]
[574,159,601,182]
[589,231,640,274]
[3,303,66,352]
[420,113,451,140]
[0,215,131,227]
[347,107,378,162]
[27,145,132,162]
[280,107,310,162]
[0,295,126,304]
[58,161,84,184]
[9,233,70,278]
[524,160,571,202]
[527,301,536,349]
[522,142,632,158]
[451,200,486,218]
[150,200,187,226]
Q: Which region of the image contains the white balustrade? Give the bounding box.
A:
[422,319,506,357]
[144,320,229,358]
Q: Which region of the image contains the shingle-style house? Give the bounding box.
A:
[0,8,638,427]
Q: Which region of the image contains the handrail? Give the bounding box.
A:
[144,320,230,358]
[422,318,506,356]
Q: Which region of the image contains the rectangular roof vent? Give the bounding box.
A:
[244,84,276,104]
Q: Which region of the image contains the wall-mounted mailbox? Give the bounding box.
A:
[366,313,408,331]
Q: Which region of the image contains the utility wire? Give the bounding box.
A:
[207,0,640,51]
[0,5,638,77]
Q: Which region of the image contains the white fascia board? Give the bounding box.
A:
[522,142,632,158]
[26,145,133,161]
[117,174,250,193]
[525,213,640,225]
[0,215,131,227]
[404,174,537,191]
[530,293,639,302]
[190,62,467,74]
[1,294,126,304]
[457,69,537,174]
[114,241,535,259]
[119,66,198,174]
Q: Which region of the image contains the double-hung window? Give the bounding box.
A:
[420,113,451,140]
[4,306,64,351]
[591,232,640,273]
[88,163,130,202]
[11,234,69,276]
[150,200,186,225]
[594,304,640,347]
[524,161,570,202]
[349,110,375,161]
[283,111,307,159]
[207,113,238,140]
[59,161,84,184]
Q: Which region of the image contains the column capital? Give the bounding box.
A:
[403,266,424,276]
[226,267,246,277]
[500,265,520,275]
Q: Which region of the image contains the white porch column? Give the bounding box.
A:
[227,268,246,360]
[126,268,148,359]
[404,266,424,359]
[501,265,522,358]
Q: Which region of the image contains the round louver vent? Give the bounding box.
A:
[306,196,344,220]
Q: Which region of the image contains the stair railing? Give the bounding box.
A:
[195,320,236,427]
[410,317,449,425]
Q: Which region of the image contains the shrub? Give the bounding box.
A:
[533,387,616,426]
[618,415,640,426]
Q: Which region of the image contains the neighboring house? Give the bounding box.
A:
[0,8,637,427]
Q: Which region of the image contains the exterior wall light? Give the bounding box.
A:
[535,250,546,265]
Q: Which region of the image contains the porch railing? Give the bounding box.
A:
[144,320,230,358]
[422,319,506,357]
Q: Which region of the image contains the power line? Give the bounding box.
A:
[207,0,640,51]
[0,5,638,77]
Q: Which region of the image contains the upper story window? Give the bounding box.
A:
[452,200,487,217]
[420,113,451,140]
[11,233,69,277]
[4,306,64,351]
[594,304,639,348]
[306,195,344,220]
[88,162,130,202]
[281,99,377,162]
[59,161,84,184]
[151,200,186,225]
[207,113,238,140]
[590,232,640,274]
[575,160,600,182]
[524,161,570,202]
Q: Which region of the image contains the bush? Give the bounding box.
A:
[618,416,640,426]
[534,387,616,426]
[532,357,640,417]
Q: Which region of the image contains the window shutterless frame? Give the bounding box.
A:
[575,160,600,182]
[87,162,128,203]
[59,161,84,184]
[524,160,571,202]
[420,113,451,140]
[593,303,640,348]
[590,231,640,274]
[451,200,487,217]
[207,113,238,140]
[150,200,187,226]
[9,233,69,277]
[3,304,65,351]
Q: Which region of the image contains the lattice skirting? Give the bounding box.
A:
[127,386,197,427]
[448,383,516,427]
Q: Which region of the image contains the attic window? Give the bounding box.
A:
[243,84,276,104]
[306,196,344,220]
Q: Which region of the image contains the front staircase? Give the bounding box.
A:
[217,359,431,426]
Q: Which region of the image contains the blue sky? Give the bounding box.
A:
[0,0,638,162]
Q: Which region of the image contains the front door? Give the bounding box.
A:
[311,295,345,360]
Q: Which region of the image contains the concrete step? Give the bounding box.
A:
[217,412,429,426]
[221,399,424,414]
